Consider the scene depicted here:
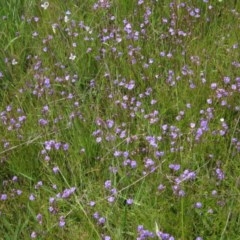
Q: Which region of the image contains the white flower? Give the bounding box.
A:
[12,59,18,65]
[64,15,69,23]
[52,24,58,34]
[41,2,49,10]
[69,53,76,61]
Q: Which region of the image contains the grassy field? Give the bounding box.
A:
[0,0,240,239]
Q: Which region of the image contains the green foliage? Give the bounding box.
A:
[0,0,240,239]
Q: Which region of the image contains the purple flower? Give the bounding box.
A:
[62,143,69,151]
[155,151,164,157]
[29,194,36,201]
[195,128,203,140]
[54,142,61,150]
[106,119,114,128]
[61,187,76,198]
[137,225,155,239]
[158,184,166,191]
[156,231,175,240]
[98,217,106,225]
[111,188,117,196]
[216,168,225,180]
[212,190,217,196]
[59,216,65,227]
[18,116,26,122]
[36,213,43,224]
[125,80,135,90]
[107,196,115,203]
[130,160,137,168]
[210,83,217,89]
[93,212,99,219]
[195,202,202,209]
[103,236,111,240]
[53,166,60,174]
[1,194,7,200]
[35,181,43,189]
[30,231,37,238]
[126,198,133,205]
[200,119,208,131]
[169,164,181,171]
[16,189,22,195]
[104,180,112,189]
[89,201,96,207]
[144,158,155,168]
[178,190,185,197]
[12,176,18,182]
[42,105,49,114]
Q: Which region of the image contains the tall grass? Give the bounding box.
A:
[0,0,240,239]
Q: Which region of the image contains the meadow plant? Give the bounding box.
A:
[0,0,240,239]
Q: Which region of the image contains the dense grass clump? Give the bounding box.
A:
[0,0,240,239]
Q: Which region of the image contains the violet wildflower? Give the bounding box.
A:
[53,166,60,174]
[212,190,217,196]
[169,164,181,171]
[1,194,7,201]
[178,189,186,197]
[16,189,22,195]
[98,217,106,225]
[104,180,112,189]
[158,184,166,191]
[39,118,48,126]
[12,176,18,182]
[59,216,65,227]
[110,188,117,196]
[107,196,115,203]
[89,201,96,207]
[210,83,217,89]
[130,160,137,168]
[126,198,133,205]
[49,197,55,204]
[137,225,155,239]
[30,231,37,238]
[155,151,164,158]
[93,212,99,219]
[195,202,203,209]
[62,143,69,151]
[18,116,26,122]
[103,236,111,240]
[36,213,43,224]
[144,158,155,168]
[106,119,114,128]
[29,194,35,201]
[61,187,76,198]
[35,181,43,189]
[109,166,118,173]
[54,142,61,150]
[156,231,175,240]
[216,168,225,180]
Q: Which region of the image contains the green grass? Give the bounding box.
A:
[0,0,240,239]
